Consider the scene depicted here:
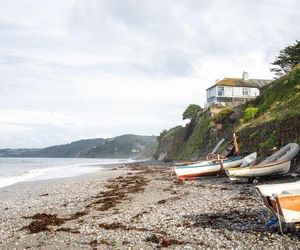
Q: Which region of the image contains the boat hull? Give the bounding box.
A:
[256,182,300,223]
[174,157,243,180]
[275,194,300,223]
[226,160,291,181]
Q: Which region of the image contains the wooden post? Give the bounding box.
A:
[233,132,239,155]
[170,166,174,178]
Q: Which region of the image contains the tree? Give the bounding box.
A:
[182,104,202,121]
[271,40,300,77]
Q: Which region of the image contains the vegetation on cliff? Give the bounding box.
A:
[237,64,300,155]
[182,104,203,121]
[179,113,213,159]
[241,64,300,127]
[154,126,187,161]
[154,108,214,161]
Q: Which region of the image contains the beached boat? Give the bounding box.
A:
[256,181,300,223]
[174,156,244,180]
[174,138,233,167]
[226,143,299,182]
[260,143,299,164]
[226,160,291,181]
[240,152,257,167]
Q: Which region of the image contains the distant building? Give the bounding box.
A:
[206,72,272,107]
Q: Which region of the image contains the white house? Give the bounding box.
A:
[206,72,272,107]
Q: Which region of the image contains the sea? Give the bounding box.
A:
[0,158,134,189]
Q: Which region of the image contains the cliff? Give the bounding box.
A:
[155,65,300,161]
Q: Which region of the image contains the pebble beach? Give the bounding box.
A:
[1,163,300,249]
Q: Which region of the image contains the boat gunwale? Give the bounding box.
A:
[226,159,290,172]
[174,156,243,169]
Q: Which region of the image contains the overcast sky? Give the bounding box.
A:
[0,0,299,148]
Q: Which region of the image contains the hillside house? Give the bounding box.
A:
[206,72,272,107]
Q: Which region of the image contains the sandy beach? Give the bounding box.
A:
[1,163,300,249]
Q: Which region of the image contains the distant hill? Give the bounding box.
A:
[0,138,105,158]
[0,135,157,159]
[79,134,157,159]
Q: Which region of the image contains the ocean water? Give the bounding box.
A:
[0,158,134,189]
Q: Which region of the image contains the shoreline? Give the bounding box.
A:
[1,162,300,249]
[0,158,138,191]
[0,165,121,200]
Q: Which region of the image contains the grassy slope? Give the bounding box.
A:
[241,65,300,127]
[178,117,212,159]
[237,65,300,154]
[154,126,187,160]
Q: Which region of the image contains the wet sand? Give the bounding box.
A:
[1,163,300,249]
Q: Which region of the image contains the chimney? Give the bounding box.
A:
[242,71,249,81]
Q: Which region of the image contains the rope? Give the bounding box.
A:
[274,198,288,237]
[218,159,224,177]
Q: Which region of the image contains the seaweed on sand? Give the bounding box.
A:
[22,213,65,234]
[145,234,185,248]
[86,175,149,211]
[22,210,88,234]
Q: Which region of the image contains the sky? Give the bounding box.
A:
[0,0,299,148]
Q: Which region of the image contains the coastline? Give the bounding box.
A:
[1,162,300,249]
[0,164,124,200]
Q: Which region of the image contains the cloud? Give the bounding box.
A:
[0,0,299,147]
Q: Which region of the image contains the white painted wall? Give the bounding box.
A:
[206,86,259,99]
[206,85,260,106]
[231,86,259,97]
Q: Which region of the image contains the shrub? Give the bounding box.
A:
[239,119,245,126]
[243,107,259,123]
[213,107,233,124]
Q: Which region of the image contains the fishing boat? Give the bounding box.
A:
[240,152,257,167]
[225,143,299,182]
[226,160,291,181]
[174,156,244,180]
[256,181,300,223]
[173,138,229,167]
[260,143,299,164]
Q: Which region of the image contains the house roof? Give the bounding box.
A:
[206,77,272,90]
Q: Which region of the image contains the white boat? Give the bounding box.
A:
[173,138,228,167]
[226,160,291,181]
[256,181,300,197]
[256,181,300,223]
[261,143,299,164]
[240,152,257,167]
[174,156,243,180]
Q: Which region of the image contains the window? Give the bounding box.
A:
[217,87,224,96]
[242,88,251,96]
[207,88,215,98]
